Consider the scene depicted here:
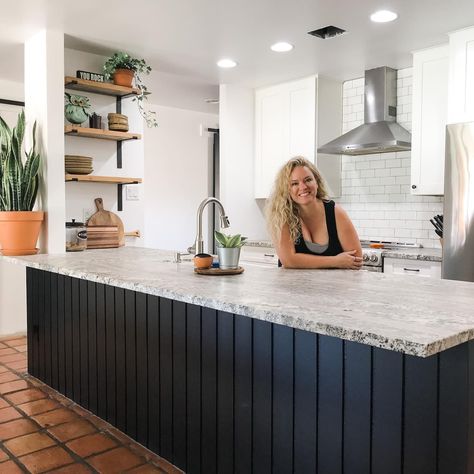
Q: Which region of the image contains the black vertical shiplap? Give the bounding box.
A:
[50,273,59,390]
[115,288,126,433]
[79,279,89,408]
[159,298,173,462]
[234,314,253,474]
[201,308,218,474]
[42,271,50,384]
[64,276,73,399]
[135,292,148,447]
[105,285,116,425]
[344,341,372,474]
[71,277,81,403]
[404,353,438,474]
[217,311,235,474]
[372,348,403,474]
[186,304,201,474]
[125,290,137,439]
[318,335,344,474]
[26,268,34,376]
[147,295,160,454]
[172,301,187,471]
[438,343,469,474]
[57,275,66,394]
[252,319,272,474]
[272,324,294,474]
[96,283,107,421]
[294,329,318,474]
[87,282,98,415]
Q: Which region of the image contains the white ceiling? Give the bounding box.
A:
[2,0,474,88]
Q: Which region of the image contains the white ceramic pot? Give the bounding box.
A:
[217,247,241,269]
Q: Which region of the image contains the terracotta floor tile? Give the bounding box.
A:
[5,361,28,372]
[0,372,21,384]
[0,460,24,473]
[87,447,143,473]
[0,418,38,441]
[18,398,60,416]
[15,345,27,353]
[3,338,27,347]
[0,397,11,409]
[148,458,183,474]
[0,448,10,462]
[5,388,47,405]
[0,366,11,374]
[49,464,93,473]
[128,464,168,473]
[0,353,26,364]
[4,431,56,457]
[19,445,74,473]
[0,348,18,357]
[0,380,29,395]
[66,432,117,457]
[0,342,8,349]
[48,419,96,442]
[32,408,77,428]
[0,406,22,423]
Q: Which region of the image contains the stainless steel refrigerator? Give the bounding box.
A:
[443,122,474,282]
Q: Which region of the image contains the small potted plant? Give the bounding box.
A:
[103,52,157,128]
[0,110,43,256]
[214,231,247,270]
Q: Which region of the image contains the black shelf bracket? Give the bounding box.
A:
[117,181,140,212]
[116,97,122,168]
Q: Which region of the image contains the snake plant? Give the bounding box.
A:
[214,231,247,248]
[0,110,41,211]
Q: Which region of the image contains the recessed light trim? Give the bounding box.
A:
[217,58,237,68]
[370,10,398,23]
[271,42,294,52]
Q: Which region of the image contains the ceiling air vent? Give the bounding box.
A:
[308,26,346,39]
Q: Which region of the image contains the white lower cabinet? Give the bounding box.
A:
[240,245,278,267]
[383,257,441,278]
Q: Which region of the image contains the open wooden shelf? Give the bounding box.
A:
[65,174,142,184]
[65,76,140,97]
[65,125,141,141]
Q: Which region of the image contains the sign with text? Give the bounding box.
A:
[76,70,105,83]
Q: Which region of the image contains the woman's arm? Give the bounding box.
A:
[334,204,362,258]
[275,224,362,269]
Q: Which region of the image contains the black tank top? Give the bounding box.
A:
[278,200,343,267]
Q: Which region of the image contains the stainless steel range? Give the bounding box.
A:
[360,240,422,272]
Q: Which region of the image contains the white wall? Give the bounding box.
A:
[219,84,268,240]
[334,69,443,248]
[144,105,218,251]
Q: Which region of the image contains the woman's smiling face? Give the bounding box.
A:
[289,166,318,205]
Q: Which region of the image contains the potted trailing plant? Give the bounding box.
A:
[0,110,43,256]
[103,52,158,128]
[214,231,247,270]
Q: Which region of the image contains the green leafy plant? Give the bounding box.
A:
[0,110,41,211]
[103,52,157,128]
[214,231,247,248]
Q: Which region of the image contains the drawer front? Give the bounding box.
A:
[240,246,278,266]
[383,258,441,278]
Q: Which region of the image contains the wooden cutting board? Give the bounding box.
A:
[87,198,124,246]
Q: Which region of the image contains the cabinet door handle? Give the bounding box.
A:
[403,267,420,272]
[264,253,275,257]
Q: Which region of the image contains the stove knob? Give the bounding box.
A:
[370,254,378,263]
[363,254,369,262]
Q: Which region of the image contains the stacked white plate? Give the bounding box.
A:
[65,155,93,175]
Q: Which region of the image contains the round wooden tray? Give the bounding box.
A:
[194,266,244,276]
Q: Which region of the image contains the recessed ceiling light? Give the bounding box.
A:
[370,10,398,23]
[217,58,237,68]
[271,42,294,52]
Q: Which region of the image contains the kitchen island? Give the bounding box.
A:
[4,247,474,474]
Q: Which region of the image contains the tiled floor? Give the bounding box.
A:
[0,335,182,473]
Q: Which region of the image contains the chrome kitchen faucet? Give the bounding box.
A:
[188,197,230,255]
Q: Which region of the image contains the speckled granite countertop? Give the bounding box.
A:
[3,247,472,358]
[382,248,442,262]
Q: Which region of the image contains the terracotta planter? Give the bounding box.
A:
[0,211,44,256]
[113,69,135,87]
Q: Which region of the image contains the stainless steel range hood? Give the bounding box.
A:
[317,67,411,155]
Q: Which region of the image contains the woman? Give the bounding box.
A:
[266,157,362,269]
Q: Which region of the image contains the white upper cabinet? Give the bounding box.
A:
[254,76,342,199]
[448,27,474,124]
[411,45,449,195]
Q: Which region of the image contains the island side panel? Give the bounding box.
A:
[26,268,474,474]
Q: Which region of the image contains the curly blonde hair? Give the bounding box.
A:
[266,156,329,244]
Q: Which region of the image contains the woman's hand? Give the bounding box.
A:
[335,250,363,270]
